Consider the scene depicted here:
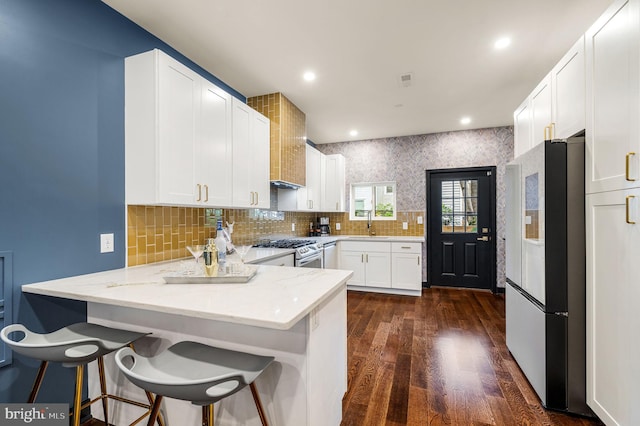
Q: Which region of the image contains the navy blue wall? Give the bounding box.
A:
[0,0,245,403]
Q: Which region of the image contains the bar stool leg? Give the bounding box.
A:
[146,395,163,426]
[97,356,110,426]
[249,382,269,426]
[129,343,165,426]
[73,365,84,426]
[201,404,214,426]
[27,361,49,403]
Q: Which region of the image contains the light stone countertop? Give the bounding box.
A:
[22,261,352,330]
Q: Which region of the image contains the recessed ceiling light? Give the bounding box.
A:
[303,71,316,81]
[349,130,358,137]
[460,117,471,125]
[494,37,511,50]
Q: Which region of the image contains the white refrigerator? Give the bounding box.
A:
[505,137,591,416]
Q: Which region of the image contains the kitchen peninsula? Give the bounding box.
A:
[22,262,352,425]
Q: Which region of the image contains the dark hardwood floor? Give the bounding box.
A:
[342,288,602,426]
[83,287,602,426]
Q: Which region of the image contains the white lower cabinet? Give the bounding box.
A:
[339,240,422,295]
[391,242,422,291]
[339,241,391,288]
[586,188,640,425]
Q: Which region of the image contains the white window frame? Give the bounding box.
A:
[349,182,397,221]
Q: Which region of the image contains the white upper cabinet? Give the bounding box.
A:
[297,145,323,211]
[513,35,587,157]
[278,144,324,211]
[125,49,232,206]
[125,49,269,209]
[126,49,199,205]
[585,0,640,194]
[513,74,552,157]
[552,36,586,139]
[232,98,270,208]
[323,154,346,212]
[514,99,533,158]
[531,74,553,145]
[200,80,233,206]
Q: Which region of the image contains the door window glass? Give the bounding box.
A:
[441,179,478,233]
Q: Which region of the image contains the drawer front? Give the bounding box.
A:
[391,242,422,254]
[339,241,390,253]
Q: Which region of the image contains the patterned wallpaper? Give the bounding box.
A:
[317,126,514,288]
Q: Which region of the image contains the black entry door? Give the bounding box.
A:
[427,167,496,290]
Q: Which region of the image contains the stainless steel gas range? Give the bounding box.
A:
[253,239,323,268]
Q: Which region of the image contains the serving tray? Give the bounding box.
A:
[163,264,258,284]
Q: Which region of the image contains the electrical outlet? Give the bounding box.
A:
[292,223,296,232]
[335,223,341,231]
[417,216,423,224]
[100,233,114,253]
[402,222,408,230]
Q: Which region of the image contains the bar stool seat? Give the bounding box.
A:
[1,322,161,426]
[115,341,274,426]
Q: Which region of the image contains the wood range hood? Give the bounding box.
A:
[247,92,306,188]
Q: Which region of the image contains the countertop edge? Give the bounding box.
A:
[22,267,353,330]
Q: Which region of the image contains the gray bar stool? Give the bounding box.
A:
[0,322,163,426]
[115,341,275,426]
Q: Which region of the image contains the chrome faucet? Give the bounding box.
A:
[367,211,375,236]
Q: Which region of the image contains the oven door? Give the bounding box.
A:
[296,252,324,268]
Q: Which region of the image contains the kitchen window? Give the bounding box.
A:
[349,182,396,220]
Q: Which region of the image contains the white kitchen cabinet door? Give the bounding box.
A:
[530,74,553,147]
[126,49,203,206]
[232,98,270,208]
[513,74,553,159]
[365,252,391,288]
[251,112,271,208]
[585,0,640,194]
[339,251,366,286]
[391,243,422,291]
[199,80,232,206]
[586,188,640,425]
[513,99,532,158]
[551,36,585,139]
[323,154,346,212]
[297,145,323,211]
[156,53,200,205]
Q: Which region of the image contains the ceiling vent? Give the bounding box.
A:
[399,72,413,87]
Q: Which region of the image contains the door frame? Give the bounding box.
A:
[426,166,497,293]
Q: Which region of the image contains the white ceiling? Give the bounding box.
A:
[103,0,612,144]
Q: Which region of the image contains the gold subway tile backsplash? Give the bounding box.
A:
[127,205,424,267]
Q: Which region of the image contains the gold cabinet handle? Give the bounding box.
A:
[544,125,551,141]
[336,202,339,210]
[196,184,202,202]
[626,195,636,224]
[626,152,636,181]
[477,236,489,241]
[204,185,209,202]
[255,192,259,205]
